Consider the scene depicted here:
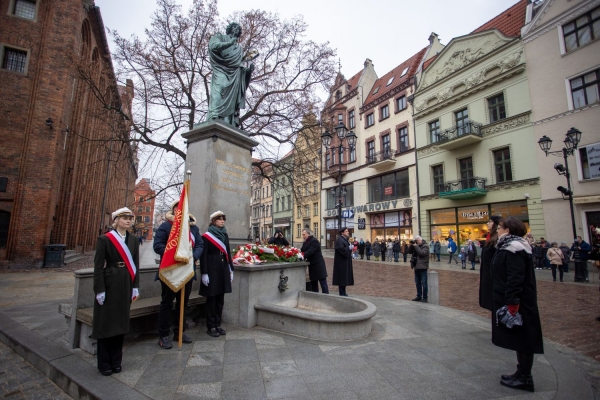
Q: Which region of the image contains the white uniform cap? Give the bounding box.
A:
[112,207,134,221]
[210,210,225,220]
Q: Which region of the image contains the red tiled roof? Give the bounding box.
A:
[472,0,528,37]
[363,47,427,106]
[281,149,294,159]
[422,55,438,71]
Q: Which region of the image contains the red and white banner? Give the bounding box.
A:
[159,180,195,292]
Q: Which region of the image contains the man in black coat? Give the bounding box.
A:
[300,228,328,293]
[332,227,354,296]
[268,229,290,246]
[153,201,203,349]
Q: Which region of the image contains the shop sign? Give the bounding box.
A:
[326,199,406,217]
[585,143,600,179]
[385,212,399,227]
[460,211,488,220]
[573,195,600,204]
[358,218,366,229]
[384,186,393,195]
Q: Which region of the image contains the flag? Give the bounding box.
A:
[159,180,195,292]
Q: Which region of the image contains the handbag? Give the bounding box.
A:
[447,248,452,254]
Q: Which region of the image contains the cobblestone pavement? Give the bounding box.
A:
[0,342,72,399]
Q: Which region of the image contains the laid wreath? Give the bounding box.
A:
[232,244,304,265]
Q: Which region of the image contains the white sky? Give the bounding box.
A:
[98,0,520,80]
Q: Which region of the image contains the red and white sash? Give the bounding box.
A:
[106,231,137,282]
[202,232,228,262]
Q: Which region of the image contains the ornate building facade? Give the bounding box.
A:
[133,178,155,239]
[414,0,540,247]
[0,0,137,267]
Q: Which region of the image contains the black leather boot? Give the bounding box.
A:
[500,374,534,392]
[501,369,519,381]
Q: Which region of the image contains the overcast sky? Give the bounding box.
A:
[98,0,520,80]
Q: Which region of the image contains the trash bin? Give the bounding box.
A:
[44,244,66,267]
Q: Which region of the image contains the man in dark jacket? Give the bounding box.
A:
[532,242,544,270]
[153,200,203,349]
[300,228,328,293]
[268,229,290,246]
[433,239,441,262]
[358,239,365,259]
[332,227,354,296]
[392,240,401,262]
[410,236,429,302]
[571,236,591,282]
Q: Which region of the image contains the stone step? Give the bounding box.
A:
[64,255,86,264]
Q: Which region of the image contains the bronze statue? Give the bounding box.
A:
[206,22,256,128]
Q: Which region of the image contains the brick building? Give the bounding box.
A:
[133,178,155,239]
[0,0,137,267]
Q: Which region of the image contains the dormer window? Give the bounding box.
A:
[400,67,409,77]
[373,86,380,95]
[386,76,394,86]
[336,90,342,101]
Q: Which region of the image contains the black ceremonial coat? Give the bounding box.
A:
[479,244,496,312]
[300,236,327,281]
[199,233,234,297]
[332,235,354,286]
[92,232,140,339]
[491,245,544,354]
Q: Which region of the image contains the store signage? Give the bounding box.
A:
[573,195,600,204]
[358,218,366,229]
[384,186,393,195]
[342,209,355,218]
[586,143,600,179]
[461,211,488,220]
[326,199,404,217]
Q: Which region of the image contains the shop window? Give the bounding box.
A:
[430,208,456,225]
[494,147,513,182]
[368,170,409,202]
[491,201,529,221]
[488,93,506,123]
[570,69,599,109]
[563,7,600,52]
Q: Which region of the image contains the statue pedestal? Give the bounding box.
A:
[182,121,258,244]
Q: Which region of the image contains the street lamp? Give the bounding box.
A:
[537,127,582,271]
[322,122,357,231]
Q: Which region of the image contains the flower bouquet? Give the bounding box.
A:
[232,244,304,265]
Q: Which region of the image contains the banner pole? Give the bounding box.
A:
[178,288,184,350]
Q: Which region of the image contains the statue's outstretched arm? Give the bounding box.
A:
[209,36,237,52]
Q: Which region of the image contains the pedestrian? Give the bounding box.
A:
[154,200,204,349]
[410,236,429,302]
[386,239,393,261]
[381,240,387,262]
[353,239,360,259]
[268,229,290,246]
[333,227,354,296]
[300,228,329,294]
[491,216,543,393]
[393,239,401,262]
[525,232,535,246]
[138,233,143,246]
[358,238,365,259]
[200,211,234,337]
[559,242,571,273]
[547,242,564,282]
[373,240,381,261]
[459,247,467,269]
[539,238,550,269]
[92,207,140,376]
[533,242,544,270]
[433,239,441,262]
[479,215,500,312]
[429,239,435,261]
[467,239,478,270]
[402,241,409,262]
[365,240,372,260]
[447,236,459,264]
[571,236,591,282]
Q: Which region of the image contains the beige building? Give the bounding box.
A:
[320,37,441,248]
[251,161,273,241]
[414,1,543,248]
[522,0,600,245]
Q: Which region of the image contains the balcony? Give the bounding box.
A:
[433,122,483,150]
[438,177,487,200]
[326,162,347,179]
[366,148,396,169]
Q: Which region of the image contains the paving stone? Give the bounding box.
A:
[220,378,266,400]
[223,339,259,365]
[263,375,310,399]
[222,362,262,382]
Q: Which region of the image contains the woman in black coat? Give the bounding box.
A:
[491,217,543,393]
[358,239,366,259]
[365,241,372,260]
[300,228,329,293]
[332,228,354,296]
[467,240,478,270]
[200,211,234,337]
[92,207,140,376]
[479,216,500,312]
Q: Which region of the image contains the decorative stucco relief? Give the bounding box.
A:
[414,49,524,114]
[482,113,530,136]
[416,145,442,159]
[486,178,539,192]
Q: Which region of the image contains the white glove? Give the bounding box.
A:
[349,245,354,251]
[201,274,209,286]
[96,292,105,305]
[132,288,139,301]
[230,272,234,282]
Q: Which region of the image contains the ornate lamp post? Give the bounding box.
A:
[322,122,357,231]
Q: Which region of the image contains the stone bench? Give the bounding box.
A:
[59,265,204,354]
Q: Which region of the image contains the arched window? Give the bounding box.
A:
[335,90,341,101]
[0,211,10,248]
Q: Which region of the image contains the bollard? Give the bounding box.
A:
[428,270,439,305]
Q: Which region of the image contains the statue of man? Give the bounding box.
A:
[206,22,255,128]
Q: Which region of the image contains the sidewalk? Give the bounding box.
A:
[0,242,598,399]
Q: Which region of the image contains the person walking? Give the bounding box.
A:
[467,239,478,270]
[333,228,354,296]
[154,201,203,349]
[547,242,565,282]
[200,211,234,337]
[353,239,360,260]
[559,242,571,273]
[92,207,140,376]
[429,239,435,261]
[447,236,459,264]
[491,217,543,393]
[459,247,467,269]
[392,239,401,262]
[410,236,429,302]
[402,241,409,263]
[539,238,550,269]
[300,228,329,294]
[571,236,591,282]
[386,239,393,261]
[365,240,372,260]
[358,239,365,260]
[479,216,500,312]
[433,239,441,262]
[373,240,381,261]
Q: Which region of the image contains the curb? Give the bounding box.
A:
[0,312,150,400]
